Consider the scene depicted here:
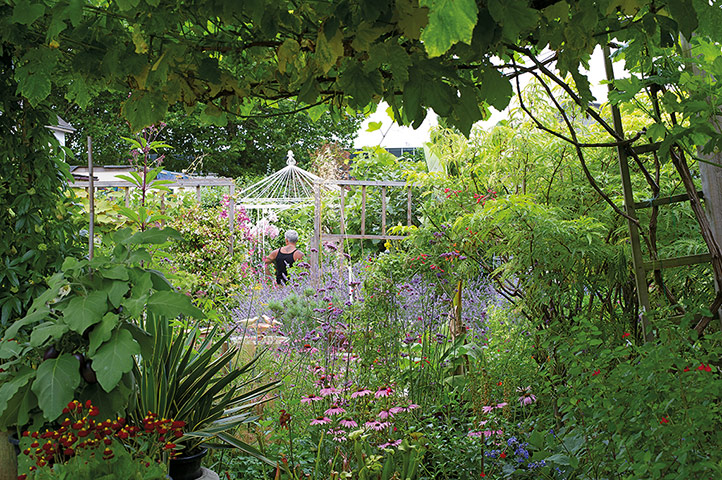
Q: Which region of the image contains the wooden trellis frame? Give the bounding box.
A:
[309,179,415,276]
[603,46,719,338]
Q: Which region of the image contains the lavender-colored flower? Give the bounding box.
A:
[496,402,508,409]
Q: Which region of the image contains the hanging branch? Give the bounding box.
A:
[510,59,643,230]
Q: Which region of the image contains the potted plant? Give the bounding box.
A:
[133,313,279,480]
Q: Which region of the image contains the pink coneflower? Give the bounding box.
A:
[375,387,392,398]
[351,388,372,398]
[389,406,404,415]
[482,405,495,414]
[364,421,390,431]
[496,402,508,409]
[325,404,346,416]
[320,386,340,397]
[310,416,331,425]
[301,395,322,404]
[517,386,537,406]
[339,418,358,428]
[404,403,419,411]
[378,439,402,448]
[377,410,392,420]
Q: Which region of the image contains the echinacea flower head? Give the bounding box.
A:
[320,387,340,397]
[378,439,402,449]
[301,395,323,404]
[496,402,508,409]
[389,406,404,414]
[325,405,346,416]
[351,388,372,398]
[482,405,495,414]
[519,393,537,406]
[405,403,420,411]
[375,387,392,398]
[310,416,331,426]
[377,410,392,420]
[339,418,358,428]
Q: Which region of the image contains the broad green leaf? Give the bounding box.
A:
[126,227,182,245]
[32,354,81,421]
[90,329,140,393]
[315,28,344,74]
[487,0,538,42]
[367,121,383,132]
[277,39,301,74]
[11,0,45,25]
[107,280,130,308]
[101,265,130,281]
[479,68,513,111]
[0,366,34,418]
[395,0,429,40]
[122,90,169,132]
[3,307,50,340]
[30,322,68,347]
[0,340,25,359]
[147,291,205,319]
[420,0,478,57]
[62,291,108,333]
[88,313,119,356]
[339,62,383,109]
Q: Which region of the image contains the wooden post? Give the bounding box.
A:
[339,188,346,236]
[682,36,722,332]
[196,185,201,203]
[87,136,94,260]
[229,182,235,255]
[312,180,322,281]
[381,186,387,235]
[360,186,366,236]
[604,46,652,340]
[407,187,412,226]
[124,187,130,207]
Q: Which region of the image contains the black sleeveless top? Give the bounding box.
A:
[274,248,297,284]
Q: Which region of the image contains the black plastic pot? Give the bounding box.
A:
[168,447,208,480]
[8,435,19,456]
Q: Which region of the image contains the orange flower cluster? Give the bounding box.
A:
[19,400,186,475]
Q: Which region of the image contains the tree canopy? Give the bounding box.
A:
[2,0,718,136]
[59,92,363,177]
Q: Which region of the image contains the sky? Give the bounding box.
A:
[353,46,627,149]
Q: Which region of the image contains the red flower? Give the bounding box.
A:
[622,332,631,338]
[697,363,712,372]
[592,370,601,376]
[500,452,507,459]
[660,416,669,424]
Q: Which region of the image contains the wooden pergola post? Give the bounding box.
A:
[311,179,322,281]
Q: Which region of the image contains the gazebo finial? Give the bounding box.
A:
[286,150,296,166]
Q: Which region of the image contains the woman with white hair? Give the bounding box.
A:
[264,229,304,285]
